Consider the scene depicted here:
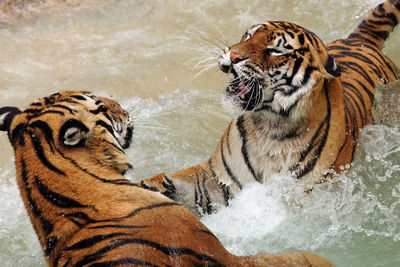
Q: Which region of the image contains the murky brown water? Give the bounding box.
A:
[1,0,400,266]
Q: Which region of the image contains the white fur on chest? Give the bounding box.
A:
[246,129,306,182]
[216,115,308,187]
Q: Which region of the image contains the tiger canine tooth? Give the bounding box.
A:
[229,86,233,92]
[228,66,232,74]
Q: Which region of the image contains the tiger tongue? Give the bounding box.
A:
[237,81,251,98]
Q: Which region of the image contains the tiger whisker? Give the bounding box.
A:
[188,63,219,82]
[176,44,220,55]
[177,20,225,50]
[212,24,230,47]
[192,56,219,69]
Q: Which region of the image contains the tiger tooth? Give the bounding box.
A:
[228,66,232,74]
[241,94,245,99]
[229,86,233,92]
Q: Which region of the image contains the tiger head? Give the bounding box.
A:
[0,91,134,174]
[218,21,340,118]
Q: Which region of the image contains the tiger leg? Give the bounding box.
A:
[137,162,231,215]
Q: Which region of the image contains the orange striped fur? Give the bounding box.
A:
[0,91,333,266]
[138,0,400,215]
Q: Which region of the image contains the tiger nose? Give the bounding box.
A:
[230,51,246,64]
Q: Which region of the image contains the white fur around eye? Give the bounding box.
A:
[63,127,84,146]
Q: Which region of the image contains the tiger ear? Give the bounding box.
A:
[59,119,89,147]
[0,107,21,133]
[324,55,340,78]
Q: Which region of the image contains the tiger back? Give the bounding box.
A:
[0,91,333,266]
[138,0,400,215]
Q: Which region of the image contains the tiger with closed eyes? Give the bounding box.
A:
[0,91,333,266]
[138,0,400,215]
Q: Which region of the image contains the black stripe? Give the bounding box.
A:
[195,229,219,240]
[295,85,331,178]
[343,80,372,116]
[359,28,388,42]
[62,211,102,226]
[51,104,75,114]
[201,171,213,214]
[90,258,160,267]
[45,236,59,257]
[336,51,376,69]
[70,95,87,101]
[209,159,218,178]
[140,181,162,192]
[27,110,65,120]
[342,39,399,77]
[43,96,56,105]
[104,139,125,153]
[347,32,370,43]
[374,4,398,26]
[236,115,259,182]
[88,224,148,230]
[195,176,203,211]
[34,175,87,208]
[343,100,359,163]
[29,120,55,153]
[303,30,319,47]
[221,184,231,206]
[59,99,79,105]
[302,65,317,87]
[343,90,365,125]
[298,33,305,45]
[30,102,42,106]
[10,123,26,146]
[220,140,242,190]
[333,106,351,168]
[327,45,352,51]
[90,105,108,115]
[55,147,136,186]
[344,80,370,112]
[123,202,180,219]
[161,176,176,200]
[96,120,118,141]
[225,123,232,155]
[369,18,397,26]
[65,233,131,251]
[29,132,65,175]
[74,238,225,267]
[24,108,42,114]
[337,61,376,87]
[293,114,324,167]
[290,57,304,84]
[20,159,54,237]
[352,79,374,104]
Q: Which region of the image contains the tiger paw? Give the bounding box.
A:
[137,172,176,200]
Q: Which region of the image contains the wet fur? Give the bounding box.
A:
[138,0,400,215]
[0,91,332,266]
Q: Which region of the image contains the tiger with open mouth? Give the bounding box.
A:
[138,0,400,215]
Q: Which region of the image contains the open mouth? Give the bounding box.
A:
[225,79,262,110]
[226,68,255,99]
[228,80,252,99]
[225,69,263,110]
